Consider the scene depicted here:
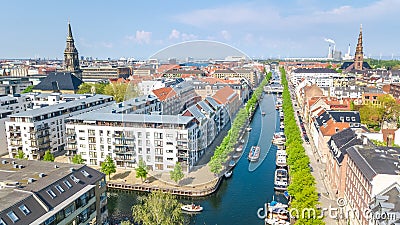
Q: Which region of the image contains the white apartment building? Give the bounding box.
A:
[0,94,33,155]
[6,94,114,160]
[290,68,337,87]
[65,113,199,172]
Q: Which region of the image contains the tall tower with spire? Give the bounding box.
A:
[354,24,364,70]
[64,22,82,79]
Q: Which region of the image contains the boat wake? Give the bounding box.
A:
[248,94,277,172]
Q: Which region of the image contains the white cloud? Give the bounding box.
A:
[169,29,180,39]
[181,33,197,41]
[220,30,231,40]
[126,30,152,44]
[173,0,400,29]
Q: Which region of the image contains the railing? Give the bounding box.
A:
[107,176,222,197]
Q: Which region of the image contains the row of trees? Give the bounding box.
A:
[280,68,323,224]
[77,82,140,102]
[209,72,272,174]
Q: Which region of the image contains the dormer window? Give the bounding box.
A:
[47,189,57,199]
[55,184,65,193]
[18,204,30,215]
[7,211,19,223]
[0,218,6,225]
[63,180,73,189]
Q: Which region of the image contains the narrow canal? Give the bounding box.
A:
[108,93,287,225]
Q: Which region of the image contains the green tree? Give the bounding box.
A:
[170,162,185,184]
[135,159,148,182]
[101,155,116,179]
[71,154,84,164]
[21,85,34,93]
[104,82,139,102]
[132,191,184,225]
[77,83,94,94]
[43,150,55,162]
[15,150,26,159]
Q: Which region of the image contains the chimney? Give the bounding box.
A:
[363,137,368,145]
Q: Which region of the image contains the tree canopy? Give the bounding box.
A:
[135,159,148,182]
[101,155,116,179]
[21,85,34,93]
[71,154,84,164]
[43,150,55,162]
[15,150,26,159]
[132,191,184,225]
[170,162,184,184]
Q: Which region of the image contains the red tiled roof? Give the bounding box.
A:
[319,119,350,136]
[152,87,176,101]
[212,86,236,104]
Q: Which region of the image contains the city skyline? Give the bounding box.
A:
[0,0,399,60]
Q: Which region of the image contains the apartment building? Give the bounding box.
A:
[152,81,198,115]
[0,159,108,225]
[213,69,258,87]
[6,94,114,160]
[345,146,400,225]
[0,94,33,156]
[81,65,130,79]
[326,128,365,198]
[65,113,198,172]
[290,68,337,87]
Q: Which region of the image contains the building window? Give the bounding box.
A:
[18,204,30,215]
[47,189,57,199]
[7,211,19,223]
[63,180,73,189]
[55,184,65,193]
[0,219,6,225]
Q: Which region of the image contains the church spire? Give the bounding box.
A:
[67,21,73,41]
[354,24,364,70]
[64,22,81,78]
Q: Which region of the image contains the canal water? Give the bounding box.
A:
[108,94,287,225]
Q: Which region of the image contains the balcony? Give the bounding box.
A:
[10,136,22,141]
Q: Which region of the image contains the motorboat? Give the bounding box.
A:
[279,122,285,130]
[224,170,233,178]
[246,127,252,132]
[248,146,260,162]
[276,155,287,168]
[262,111,266,116]
[272,132,286,145]
[236,145,243,152]
[265,200,290,225]
[274,168,288,191]
[276,150,287,158]
[181,204,203,212]
[229,160,236,167]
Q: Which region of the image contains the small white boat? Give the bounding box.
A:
[236,145,243,152]
[262,111,266,116]
[181,204,203,212]
[246,127,252,132]
[224,170,233,178]
[229,160,236,167]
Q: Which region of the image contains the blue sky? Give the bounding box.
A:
[0,0,399,59]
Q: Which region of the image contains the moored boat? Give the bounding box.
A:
[265,200,290,225]
[276,155,287,167]
[236,145,243,152]
[248,146,260,162]
[224,170,233,178]
[181,204,203,212]
[229,160,236,167]
[274,168,288,191]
